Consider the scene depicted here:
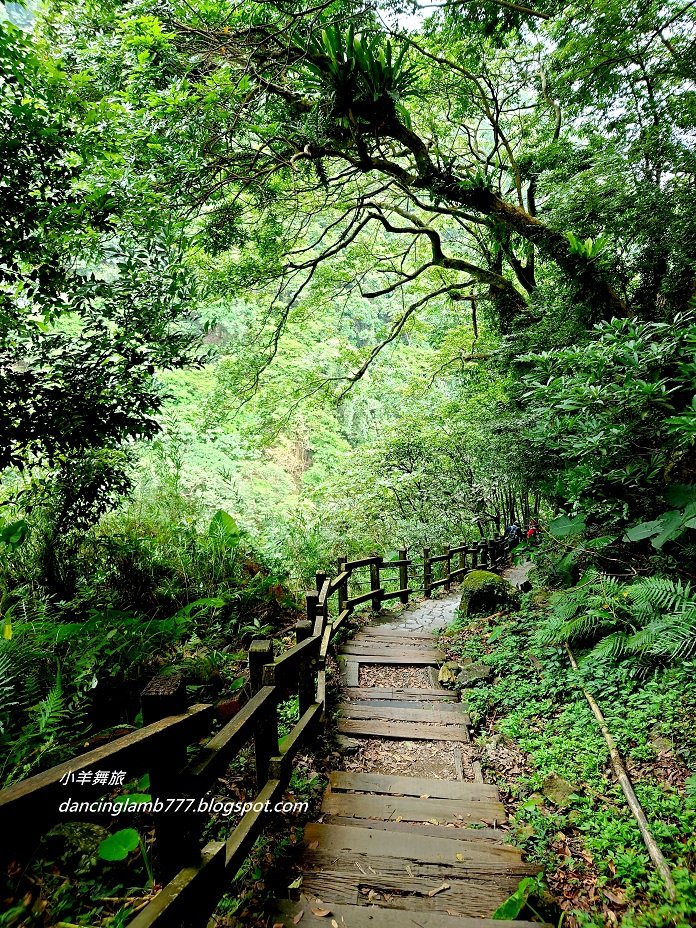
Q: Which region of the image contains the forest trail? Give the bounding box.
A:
[270,593,545,927]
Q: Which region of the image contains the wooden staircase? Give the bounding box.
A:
[269,624,544,927]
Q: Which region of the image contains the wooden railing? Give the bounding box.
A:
[0,533,506,928]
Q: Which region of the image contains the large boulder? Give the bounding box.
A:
[458,570,519,617]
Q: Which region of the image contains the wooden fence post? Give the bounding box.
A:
[141,674,196,883]
[459,543,467,573]
[337,559,348,613]
[480,540,490,569]
[315,570,326,593]
[444,546,452,591]
[306,590,319,632]
[398,548,409,604]
[248,640,278,789]
[423,548,432,598]
[370,556,383,612]
[471,542,479,569]
[295,619,314,715]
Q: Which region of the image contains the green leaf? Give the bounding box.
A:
[491,876,537,918]
[0,520,29,549]
[98,828,140,861]
[549,514,586,537]
[584,535,616,549]
[209,509,241,540]
[664,484,696,508]
[651,510,688,549]
[624,519,664,542]
[113,793,151,806]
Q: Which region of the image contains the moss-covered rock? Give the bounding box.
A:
[458,569,519,617]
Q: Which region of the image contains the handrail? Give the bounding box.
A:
[0,530,507,927]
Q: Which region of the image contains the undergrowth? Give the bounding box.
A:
[441,594,696,928]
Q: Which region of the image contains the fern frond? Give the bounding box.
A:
[590,631,636,660]
[630,577,694,613]
[37,671,64,735]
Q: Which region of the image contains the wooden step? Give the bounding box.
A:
[338,647,441,666]
[328,771,499,801]
[352,633,437,645]
[322,816,507,843]
[347,697,463,711]
[297,867,534,916]
[338,718,470,742]
[358,625,437,635]
[343,686,454,701]
[302,848,537,881]
[340,638,440,651]
[304,823,532,869]
[274,899,544,927]
[339,704,470,726]
[320,792,505,826]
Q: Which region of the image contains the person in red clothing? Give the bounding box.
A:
[526,518,540,543]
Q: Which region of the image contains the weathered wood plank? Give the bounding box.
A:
[328,570,350,595]
[272,703,323,781]
[127,841,226,928]
[345,698,462,712]
[357,626,435,637]
[380,588,413,602]
[344,555,382,569]
[319,622,333,661]
[342,686,453,700]
[274,899,544,928]
[304,823,522,865]
[320,792,505,825]
[328,771,499,802]
[345,588,384,609]
[263,635,320,689]
[339,658,359,687]
[183,688,276,791]
[337,719,470,742]
[341,641,440,654]
[298,869,530,916]
[339,705,470,726]
[129,779,287,927]
[429,576,450,589]
[332,609,351,634]
[337,650,441,666]
[302,848,537,880]
[321,816,506,843]
[0,704,214,833]
[351,633,436,645]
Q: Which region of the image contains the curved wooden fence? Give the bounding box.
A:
[0,535,506,928]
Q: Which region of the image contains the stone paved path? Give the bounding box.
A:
[371,589,463,634]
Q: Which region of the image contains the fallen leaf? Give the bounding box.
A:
[419,794,430,799]
[455,853,464,862]
[293,913,304,925]
[395,816,403,822]
[428,882,450,897]
[311,908,331,917]
[308,841,319,850]
[331,922,338,928]
[603,888,627,906]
